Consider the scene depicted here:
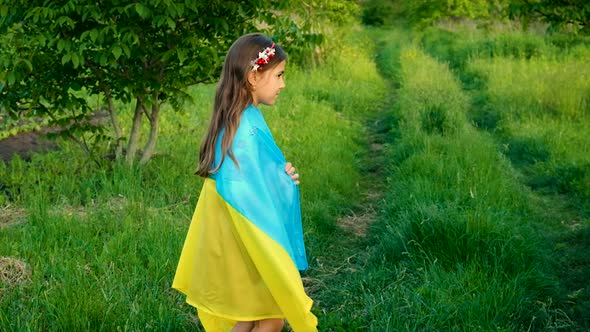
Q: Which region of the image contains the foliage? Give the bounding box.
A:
[509,0,590,34]
[404,0,507,26]
[0,0,328,165]
[361,0,509,27]
[308,0,360,26]
[361,0,590,35]
[361,0,399,26]
[268,0,360,67]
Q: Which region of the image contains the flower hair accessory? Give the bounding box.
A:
[251,42,276,72]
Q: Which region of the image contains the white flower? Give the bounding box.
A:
[250,43,276,71]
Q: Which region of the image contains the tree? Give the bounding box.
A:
[509,0,590,34]
[361,0,508,27]
[0,0,323,165]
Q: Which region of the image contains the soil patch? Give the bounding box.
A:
[0,129,59,163]
[0,112,108,163]
[0,256,31,291]
[337,208,376,237]
[0,205,26,228]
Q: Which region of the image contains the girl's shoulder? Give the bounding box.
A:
[240,104,267,130]
[242,104,262,121]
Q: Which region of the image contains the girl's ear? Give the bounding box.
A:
[247,70,257,88]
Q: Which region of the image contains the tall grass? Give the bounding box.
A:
[2,23,587,331]
[417,26,590,213]
[420,26,590,70]
[467,57,590,205]
[0,27,386,330]
[468,58,590,121]
[331,42,563,330]
[416,25,590,329]
[461,40,590,327]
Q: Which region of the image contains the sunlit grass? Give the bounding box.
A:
[467,55,590,208]
[2,23,588,331]
[329,41,563,331]
[468,57,590,121]
[420,25,590,329]
[0,27,386,331]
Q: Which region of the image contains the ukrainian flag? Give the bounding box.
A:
[173,105,318,331]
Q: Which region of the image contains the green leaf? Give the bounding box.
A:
[37,34,47,47]
[62,53,71,65]
[177,48,186,64]
[99,53,108,66]
[90,29,98,42]
[167,17,176,30]
[176,4,185,16]
[167,3,177,17]
[135,3,151,19]
[122,44,131,57]
[7,71,15,85]
[20,59,33,71]
[112,46,122,60]
[57,39,66,52]
[72,53,80,68]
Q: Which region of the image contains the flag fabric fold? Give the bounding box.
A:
[173,104,318,332]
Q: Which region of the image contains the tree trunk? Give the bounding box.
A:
[139,98,160,165]
[104,87,123,159]
[126,98,144,165]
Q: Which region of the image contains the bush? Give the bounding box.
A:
[361,0,397,26]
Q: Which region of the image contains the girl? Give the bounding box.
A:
[172,34,318,332]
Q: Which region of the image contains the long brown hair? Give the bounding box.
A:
[196,33,287,177]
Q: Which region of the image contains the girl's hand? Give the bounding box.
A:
[285,162,300,185]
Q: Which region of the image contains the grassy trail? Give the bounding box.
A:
[339,27,590,331]
[307,84,396,330]
[530,192,590,330]
[419,29,590,330]
[460,68,590,331]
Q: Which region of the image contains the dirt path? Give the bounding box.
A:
[0,130,59,163]
[300,84,397,330]
[0,112,109,163]
[336,117,391,238]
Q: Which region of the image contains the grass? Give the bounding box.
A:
[0,26,386,331]
[419,25,590,330]
[321,37,563,330]
[464,41,590,328]
[1,23,589,331]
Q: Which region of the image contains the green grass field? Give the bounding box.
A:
[1,24,589,331]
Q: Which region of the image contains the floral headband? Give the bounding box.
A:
[251,42,276,72]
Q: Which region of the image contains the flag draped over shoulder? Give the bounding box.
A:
[172,105,318,332]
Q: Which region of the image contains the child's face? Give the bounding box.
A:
[251,60,286,106]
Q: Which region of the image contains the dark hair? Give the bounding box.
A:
[196,33,287,177]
